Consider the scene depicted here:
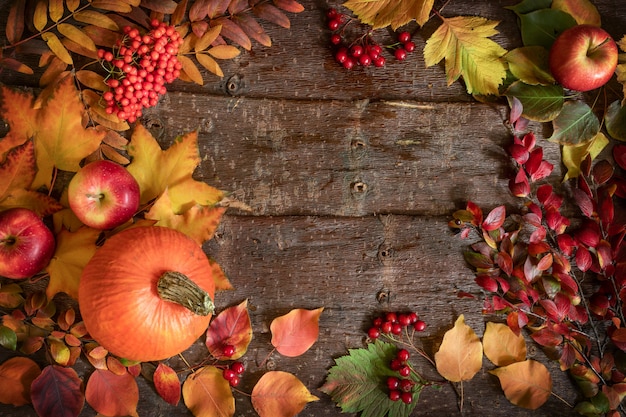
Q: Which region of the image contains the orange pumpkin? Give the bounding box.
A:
[79,226,215,362]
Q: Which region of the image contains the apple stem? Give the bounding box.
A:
[588,37,611,55]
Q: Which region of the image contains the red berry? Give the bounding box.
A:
[350,45,364,58]
[398,314,412,326]
[398,31,411,43]
[391,323,402,335]
[404,41,416,53]
[223,344,236,357]
[381,321,393,333]
[229,375,240,387]
[373,56,386,67]
[328,19,341,31]
[326,8,338,19]
[401,391,413,404]
[408,312,419,324]
[223,368,236,380]
[231,362,245,375]
[373,317,383,328]
[399,379,414,392]
[385,312,398,323]
[389,390,401,401]
[335,48,348,64]
[397,349,410,362]
[330,34,342,45]
[390,358,403,371]
[342,58,355,70]
[368,327,380,339]
[394,48,407,61]
[387,376,400,390]
[414,320,427,331]
[358,54,371,66]
[399,365,411,377]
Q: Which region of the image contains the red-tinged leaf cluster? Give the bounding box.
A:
[452,127,626,414]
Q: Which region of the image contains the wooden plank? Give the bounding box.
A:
[148,94,559,217]
[0,215,581,416]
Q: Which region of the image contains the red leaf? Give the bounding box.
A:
[530,161,554,181]
[507,310,528,336]
[536,184,553,205]
[523,256,540,283]
[31,365,84,417]
[509,143,529,164]
[233,13,272,47]
[546,207,570,234]
[525,147,543,176]
[575,246,593,272]
[140,0,178,13]
[496,251,513,275]
[85,369,138,417]
[509,169,530,197]
[475,274,498,292]
[254,3,290,28]
[213,17,251,50]
[466,201,483,225]
[592,160,614,185]
[482,205,506,231]
[228,0,249,14]
[154,363,181,406]
[576,220,601,247]
[6,1,25,45]
[573,188,595,218]
[537,253,553,271]
[614,144,626,171]
[597,240,613,270]
[521,132,536,150]
[530,327,563,347]
[205,299,252,359]
[599,193,614,229]
[271,308,323,357]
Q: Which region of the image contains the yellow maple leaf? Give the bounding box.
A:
[343,0,435,29]
[145,189,226,245]
[33,76,105,189]
[0,85,38,157]
[424,16,507,96]
[46,227,99,300]
[126,124,224,211]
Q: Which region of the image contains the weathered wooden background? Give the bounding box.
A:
[1,0,626,416]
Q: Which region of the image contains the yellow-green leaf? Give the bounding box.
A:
[551,0,601,26]
[434,315,482,382]
[489,360,552,410]
[424,16,507,95]
[562,132,609,180]
[344,0,435,29]
[57,23,96,52]
[504,46,554,85]
[41,32,73,65]
[483,322,526,367]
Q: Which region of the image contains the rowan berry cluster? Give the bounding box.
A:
[222,361,245,387]
[387,348,416,404]
[367,311,426,340]
[326,8,416,70]
[97,19,183,122]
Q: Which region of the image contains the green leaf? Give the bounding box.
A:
[320,341,423,417]
[504,46,554,85]
[548,101,600,145]
[505,81,563,122]
[505,0,552,16]
[605,100,626,141]
[0,326,17,350]
[519,9,577,49]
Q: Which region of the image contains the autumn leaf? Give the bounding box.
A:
[182,366,235,417]
[270,307,323,357]
[562,132,609,180]
[0,140,62,216]
[46,227,99,300]
[126,124,224,211]
[489,360,552,409]
[210,258,234,290]
[434,315,483,382]
[251,371,318,417]
[0,84,38,157]
[321,340,422,416]
[0,283,24,309]
[206,299,252,359]
[547,100,600,145]
[145,189,226,245]
[483,322,526,367]
[551,0,601,26]
[153,363,181,406]
[424,16,507,96]
[344,0,435,29]
[85,369,139,417]
[0,357,41,406]
[31,365,84,417]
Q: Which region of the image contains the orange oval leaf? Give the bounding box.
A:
[251,371,318,417]
[0,357,41,406]
[489,359,552,410]
[434,315,483,382]
[154,363,181,406]
[270,308,323,357]
[85,369,138,417]
[483,322,526,366]
[182,366,234,417]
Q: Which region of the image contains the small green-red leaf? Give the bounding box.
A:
[548,101,600,145]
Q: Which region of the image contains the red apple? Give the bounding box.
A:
[0,208,55,279]
[549,24,618,92]
[68,160,140,230]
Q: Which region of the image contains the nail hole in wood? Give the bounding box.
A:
[351,181,367,194]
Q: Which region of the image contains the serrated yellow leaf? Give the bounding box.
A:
[46,227,99,300]
[434,315,483,382]
[424,16,507,95]
[41,32,73,64]
[344,0,434,29]
[208,45,241,60]
[178,55,204,85]
[196,53,223,77]
[0,85,37,157]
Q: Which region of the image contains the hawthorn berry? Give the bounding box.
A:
[399,365,411,377]
[223,344,236,357]
[397,349,410,362]
[387,376,400,390]
[328,19,341,31]
[401,391,413,404]
[330,34,342,45]
[389,390,401,401]
[414,320,427,332]
[404,41,416,53]
[399,378,414,392]
[223,368,236,381]
[394,48,408,61]
[231,361,245,375]
[398,31,411,43]
[368,327,381,339]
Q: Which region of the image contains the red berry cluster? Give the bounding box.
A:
[97,19,183,122]
[367,311,426,340]
[222,361,245,387]
[387,348,416,404]
[326,8,416,70]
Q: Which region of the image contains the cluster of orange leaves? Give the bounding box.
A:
[0,73,320,416]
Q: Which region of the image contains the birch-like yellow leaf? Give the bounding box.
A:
[424,16,507,95]
[208,45,241,60]
[344,0,435,29]
[562,132,609,181]
[489,360,552,409]
[434,315,483,382]
[483,322,526,367]
[41,32,73,64]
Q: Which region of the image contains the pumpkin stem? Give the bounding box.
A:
[157,271,214,316]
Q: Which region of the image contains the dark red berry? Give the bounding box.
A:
[229,375,240,387]
[391,323,403,335]
[328,19,341,31]
[404,41,416,53]
[387,376,400,390]
[223,368,236,380]
[330,34,342,45]
[223,344,236,357]
[397,349,410,362]
[326,8,338,19]
[373,317,383,328]
[368,327,380,339]
[401,391,413,404]
[231,362,245,375]
[398,314,412,326]
[381,321,393,333]
[350,45,364,57]
[399,365,411,377]
[398,31,411,43]
[389,390,401,401]
[394,48,407,61]
[399,378,414,392]
[342,57,355,69]
[408,312,419,324]
[385,312,398,323]
[414,320,427,331]
[359,54,372,66]
[335,49,348,64]
[373,56,386,67]
[390,358,403,371]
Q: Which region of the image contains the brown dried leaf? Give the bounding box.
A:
[0,57,34,75]
[62,37,98,59]
[57,23,97,51]
[91,0,133,13]
[213,17,251,50]
[82,25,123,47]
[208,44,240,59]
[189,0,209,21]
[33,0,48,32]
[49,0,65,22]
[39,57,68,87]
[101,143,130,165]
[195,24,222,51]
[196,52,223,77]
[6,1,25,44]
[0,357,41,406]
[141,0,178,14]
[254,3,290,28]
[228,0,248,14]
[179,55,204,84]
[74,11,119,31]
[76,70,107,91]
[233,14,271,47]
[102,128,129,149]
[172,0,188,25]
[274,0,304,13]
[41,32,73,64]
